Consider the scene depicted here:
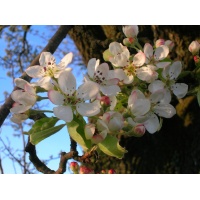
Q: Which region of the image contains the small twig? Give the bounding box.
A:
[0,156,4,174]
[70,136,77,152]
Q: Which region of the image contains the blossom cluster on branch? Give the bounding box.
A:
[9,25,198,159]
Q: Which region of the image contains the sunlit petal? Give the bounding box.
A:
[144,114,160,134]
[53,105,73,122]
[171,83,188,99]
[25,65,45,78]
[154,103,176,118]
[154,45,169,61]
[48,90,65,105]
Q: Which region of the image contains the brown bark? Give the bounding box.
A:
[69,25,200,174]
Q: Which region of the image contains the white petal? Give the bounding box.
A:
[123,73,134,84]
[58,52,73,69]
[160,88,171,104]
[38,76,53,90]
[171,83,188,99]
[39,52,55,66]
[100,85,121,96]
[149,90,164,103]
[144,114,160,134]
[130,99,151,116]
[109,42,123,55]
[53,105,73,122]
[108,69,126,81]
[58,70,76,95]
[10,104,32,114]
[25,65,45,78]
[144,43,153,59]
[136,65,158,83]
[14,78,28,89]
[24,84,36,95]
[77,81,99,100]
[148,80,165,93]
[97,119,109,132]
[132,52,146,66]
[94,63,109,80]
[87,58,100,78]
[154,45,169,61]
[11,90,36,105]
[110,96,117,110]
[109,53,129,67]
[84,123,95,139]
[156,62,171,68]
[154,103,176,118]
[168,61,182,80]
[48,90,65,105]
[76,100,101,117]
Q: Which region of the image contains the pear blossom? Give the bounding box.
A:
[162,61,188,99]
[10,78,37,114]
[128,89,151,117]
[25,52,73,90]
[136,65,158,83]
[188,41,200,55]
[48,70,100,123]
[85,120,108,144]
[144,43,170,68]
[122,25,139,38]
[86,58,121,96]
[155,39,174,51]
[108,42,130,67]
[102,111,124,132]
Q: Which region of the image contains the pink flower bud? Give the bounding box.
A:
[79,166,94,174]
[189,41,200,55]
[155,39,165,48]
[70,162,79,173]
[133,124,145,137]
[122,25,139,38]
[108,169,116,174]
[100,96,111,106]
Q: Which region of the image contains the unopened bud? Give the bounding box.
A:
[189,41,200,55]
[155,39,165,48]
[122,25,139,38]
[133,124,145,137]
[70,162,79,174]
[100,96,111,106]
[108,169,116,174]
[79,166,94,174]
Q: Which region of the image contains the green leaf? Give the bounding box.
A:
[28,117,60,135]
[30,124,65,145]
[67,116,92,151]
[97,135,127,159]
[197,89,200,107]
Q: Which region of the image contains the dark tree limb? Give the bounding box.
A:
[0,25,73,128]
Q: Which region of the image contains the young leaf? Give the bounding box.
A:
[28,117,60,135]
[30,124,65,145]
[67,116,92,151]
[97,135,127,159]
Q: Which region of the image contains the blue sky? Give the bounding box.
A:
[0,26,85,174]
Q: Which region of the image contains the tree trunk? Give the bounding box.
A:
[69,25,200,174]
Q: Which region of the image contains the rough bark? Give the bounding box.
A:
[69,25,200,174]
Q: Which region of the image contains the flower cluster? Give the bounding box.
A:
[10,25,191,159]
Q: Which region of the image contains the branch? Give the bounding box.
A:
[0,25,74,128]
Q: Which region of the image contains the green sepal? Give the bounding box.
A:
[97,135,127,159]
[67,115,92,151]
